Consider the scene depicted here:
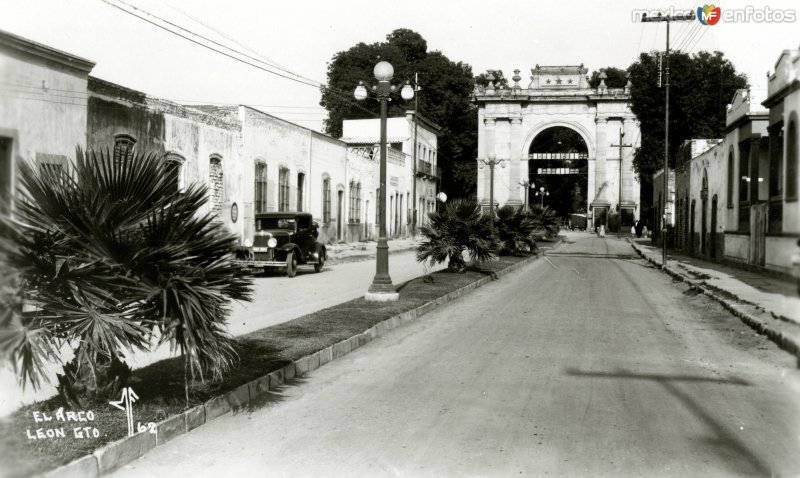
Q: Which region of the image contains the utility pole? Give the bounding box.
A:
[641,11,694,268]
[411,72,419,237]
[610,127,632,228]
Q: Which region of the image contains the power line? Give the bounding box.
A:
[160,0,297,79]
[114,0,301,81]
[96,0,379,121]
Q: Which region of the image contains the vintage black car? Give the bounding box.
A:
[234,212,327,277]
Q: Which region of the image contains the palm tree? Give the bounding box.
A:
[0,148,252,407]
[527,205,560,239]
[417,198,498,272]
[495,205,540,255]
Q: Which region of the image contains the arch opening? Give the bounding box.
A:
[527,126,589,221]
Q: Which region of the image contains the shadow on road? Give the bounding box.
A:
[563,367,777,477]
[544,252,636,260]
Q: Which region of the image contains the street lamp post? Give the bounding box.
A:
[355,61,414,302]
[536,186,549,208]
[520,180,535,212]
[478,154,506,214]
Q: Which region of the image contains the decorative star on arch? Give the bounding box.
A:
[568,78,573,84]
[545,79,551,84]
[555,78,563,85]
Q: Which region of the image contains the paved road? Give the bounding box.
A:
[115,232,799,477]
[0,248,437,416]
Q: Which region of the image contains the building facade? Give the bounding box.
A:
[473,65,641,230]
[85,81,440,247]
[0,30,95,209]
[657,46,799,275]
[762,47,800,274]
[341,113,441,238]
[674,139,723,257]
[652,168,675,244]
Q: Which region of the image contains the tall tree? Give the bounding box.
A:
[320,29,478,198]
[627,50,747,223]
[629,50,747,179]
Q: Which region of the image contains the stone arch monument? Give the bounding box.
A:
[473,65,641,231]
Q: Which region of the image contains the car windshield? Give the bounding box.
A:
[256,217,296,231]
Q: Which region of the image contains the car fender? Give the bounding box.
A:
[280,243,303,262]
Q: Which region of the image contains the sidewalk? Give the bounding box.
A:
[629,238,800,364]
[325,237,421,264]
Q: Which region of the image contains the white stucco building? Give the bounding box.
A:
[0,30,95,208]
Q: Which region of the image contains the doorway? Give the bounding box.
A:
[0,137,12,211]
[336,190,344,241]
[710,195,718,260]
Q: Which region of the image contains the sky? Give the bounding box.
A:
[1,0,798,132]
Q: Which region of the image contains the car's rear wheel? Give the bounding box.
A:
[314,253,325,273]
[286,252,297,278]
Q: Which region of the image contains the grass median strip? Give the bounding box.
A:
[0,254,532,478]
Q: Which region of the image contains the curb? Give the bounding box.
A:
[41,251,545,477]
[628,240,800,367]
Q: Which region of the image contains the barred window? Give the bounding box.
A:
[322,176,331,223]
[278,167,290,212]
[254,162,268,213]
[349,181,361,223]
[165,153,184,195]
[113,134,136,162]
[35,153,68,179]
[209,155,223,217]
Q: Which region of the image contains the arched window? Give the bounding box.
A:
[114,134,136,162]
[322,175,331,223]
[209,155,223,217]
[278,167,290,212]
[165,153,184,195]
[254,162,268,213]
[787,118,798,199]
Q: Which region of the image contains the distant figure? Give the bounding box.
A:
[599,224,606,238]
[630,224,636,237]
[635,220,644,238]
[643,225,649,237]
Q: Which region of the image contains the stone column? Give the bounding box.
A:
[594,116,609,203]
[507,117,523,205]
[483,118,496,206]
[622,117,636,205]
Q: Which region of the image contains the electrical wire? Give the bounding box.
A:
[96,0,379,120]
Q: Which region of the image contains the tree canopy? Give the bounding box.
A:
[628,50,747,181]
[588,67,628,89]
[475,69,509,89]
[320,29,478,198]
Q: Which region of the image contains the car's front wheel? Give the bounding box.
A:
[286,251,297,278]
